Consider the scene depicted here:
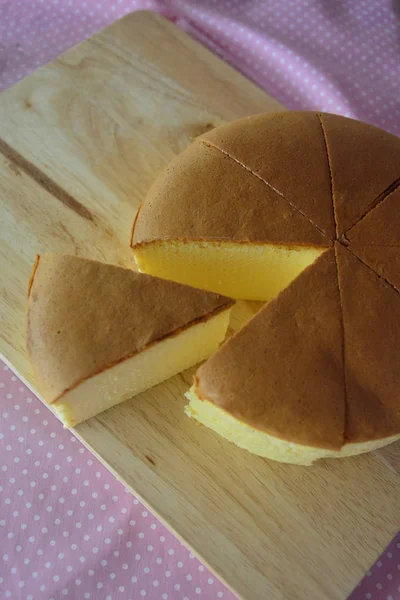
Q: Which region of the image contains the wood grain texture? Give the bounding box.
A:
[0,11,398,600]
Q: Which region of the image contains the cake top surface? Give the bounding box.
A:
[27,254,234,403]
[336,244,400,443]
[131,137,328,247]
[131,111,400,248]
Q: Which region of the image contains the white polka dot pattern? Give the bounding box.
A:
[0,1,399,135]
[0,362,233,598]
[1,369,399,598]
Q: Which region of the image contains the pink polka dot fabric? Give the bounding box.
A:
[0,363,231,600]
[0,0,399,135]
[0,1,399,599]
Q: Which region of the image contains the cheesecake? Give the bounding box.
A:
[26,254,234,427]
[131,111,400,464]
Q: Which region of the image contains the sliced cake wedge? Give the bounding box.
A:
[26,254,234,427]
[185,250,347,466]
[336,244,400,446]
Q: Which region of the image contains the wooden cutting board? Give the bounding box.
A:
[0,11,399,600]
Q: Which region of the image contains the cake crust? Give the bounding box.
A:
[345,187,400,246]
[319,112,400,237]
[131,138,330,248]
[336,244,400,443]
[201,111,335,238]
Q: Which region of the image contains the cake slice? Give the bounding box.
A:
[185,250,347,466]
[26,254,234,427]
[131,138,329,301]
[185,245,400,465]
[336,244,400,446]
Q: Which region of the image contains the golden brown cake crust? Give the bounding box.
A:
[336,244,400,442]
[345,187,400,246]
[132,111,400,251]
[201,111,335,238]
[319,113,400,237]
[131,139,329,248]
[195,250,346,450]
[27,254,234,403]
[350,245,400,292]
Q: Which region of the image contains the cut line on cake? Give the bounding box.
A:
[199,138,330,242]
[334,244,398,441]
[347,245,400,298]
[317,113,338,239]
[333,244,350,446]
[337,252,397,419]
[342,175,400,241]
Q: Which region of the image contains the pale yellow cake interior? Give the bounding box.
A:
[134,240,324,301]
[185,387,400,466]
[52,309,232,427]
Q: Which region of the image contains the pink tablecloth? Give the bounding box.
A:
[0,2,399,599]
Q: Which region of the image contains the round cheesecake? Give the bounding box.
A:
[132,111,400,465]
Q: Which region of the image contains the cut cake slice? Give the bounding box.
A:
[185,250,347,465]
[26,254,234,427]
[186,245,400,464]
[336,244,400,445]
